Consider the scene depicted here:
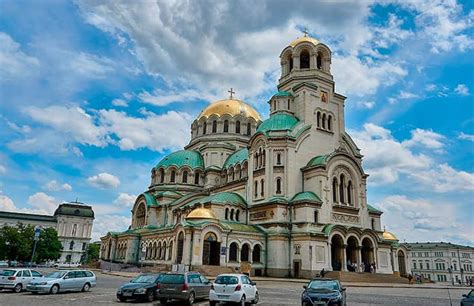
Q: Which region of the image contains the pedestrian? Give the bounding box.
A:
[408,274,413,285]
[361,262,365,273]
[320,268,325,278]
[370,264,374,274]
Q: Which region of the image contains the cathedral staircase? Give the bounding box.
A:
[325,271,407,284]
[142,264,170,273]
[196,265,236,277]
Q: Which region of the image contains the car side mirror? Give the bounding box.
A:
[303,285,307,289]
[342,287,346,291]
[462,294,467,297]
[251,281,256,286]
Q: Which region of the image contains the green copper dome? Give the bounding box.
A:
[273,90,293,97]
[290,191,322,203]
[306,155,329,167]
[155,150,204,170]
[256,113,299,134]
[223,148,248,169]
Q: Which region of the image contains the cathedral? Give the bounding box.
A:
[100,35,410,278]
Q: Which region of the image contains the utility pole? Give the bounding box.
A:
[29,226,42,267]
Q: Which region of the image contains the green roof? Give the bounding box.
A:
[155,150,204,170]
[367,204,383,214]
[256,113,299,135]
[0,211,56,223]
[273,90,293,97]
[181,192,247,209]
[290,191,322,203]
[141,192,157,207]
[183,219,263,234]
[54,203,94,218]
[223,148,248,169]
[306,155,329,167]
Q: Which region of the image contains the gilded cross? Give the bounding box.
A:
[303,28,309,37]
[228,88,235,99]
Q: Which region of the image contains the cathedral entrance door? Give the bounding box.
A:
[331,235,344,271]
[202,232,220,266]
[176,232,184,264]
[361,238,374,272]
[398,250,407,277]
[346,236,358,272]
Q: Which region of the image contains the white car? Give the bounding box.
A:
[0,269,44,292]
[209,273,259,306]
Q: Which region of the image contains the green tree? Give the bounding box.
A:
[86,243,100,263]
[0,224,33,261]
[34,227,62,263]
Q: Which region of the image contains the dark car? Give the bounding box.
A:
[116,273,162,302]
[461,290,474,306]
[301,278,346,306]
[156,271,211,305]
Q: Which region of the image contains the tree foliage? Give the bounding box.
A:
[86,243,100,263]
[34,227,62,262]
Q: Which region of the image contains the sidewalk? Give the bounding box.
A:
[92,269,473,290]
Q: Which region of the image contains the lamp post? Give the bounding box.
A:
[29,226,42,267]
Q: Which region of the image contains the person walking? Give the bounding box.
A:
[408,274,413,285]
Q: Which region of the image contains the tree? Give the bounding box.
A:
[34,227,62,263]
[0,224,33,261]
[86,243,100,263]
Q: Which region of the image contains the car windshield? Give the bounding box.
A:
[160,274,185,284]
[308,280,339,291]
[0,270,16,276]
[215,276,239,285]
[130,275,157,283]
[45,271,66,279]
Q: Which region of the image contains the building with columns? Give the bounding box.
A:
[100,35,410,278]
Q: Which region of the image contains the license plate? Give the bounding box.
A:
[313,302,325,306]
[123,292,133,297]
[218,295,228,299]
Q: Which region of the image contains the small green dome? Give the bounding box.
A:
[155,150,204,170]
[256,113,299,134]
[306,155,329,167]
[290,191,322,203]
[273,90,293,97]
[223,148,248,169]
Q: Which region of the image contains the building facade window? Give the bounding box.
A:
[276,178,282,194]
[223,120,229,133]
[182,171,188,183]
[236,121,241,134]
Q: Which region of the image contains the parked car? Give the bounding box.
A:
[209,273,259,306]
[156,271,211,305]
[0,261,8,268]
[0,269,44,293]
[461,289,474,306]
[116,273,163,302]
[301,278,346,306]
[26,270,96,294]
[53,262,81,269]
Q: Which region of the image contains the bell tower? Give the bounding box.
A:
[276,34,346,139]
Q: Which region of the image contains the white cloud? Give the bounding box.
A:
[458,132,474,142]
[407,164,474,193]
[112,98,128,107]
[355,101,375,109]
[27,192,58,214]
[87,172,120,189]
[70,52,115,79]
[0,32,39,81]
[91,214,130,241]
[0,165,6,175]
[138,88,216,107]
[402,128,445,150]
[114,193,137,207]
[454,84,469,96]
[43,180,72,192]
[99,109,192,151]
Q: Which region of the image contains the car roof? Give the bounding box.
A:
[216,273,246,277]
[309,278,339,281]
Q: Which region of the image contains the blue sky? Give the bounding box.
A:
[0,0,473,243]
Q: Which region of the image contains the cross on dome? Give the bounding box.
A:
[228,87,235,99]
[302,28,309,37]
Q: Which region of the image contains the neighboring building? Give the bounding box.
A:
[404,242,474,284]
[100,35,410,278]
[0,202,95,264]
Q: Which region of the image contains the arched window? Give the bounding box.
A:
[182,170,188,183]
[162,241,167,260]
[260,179,264,197]
[317,112,321,127]
[223,120,229,133]
[262,150,266,166]
[317,53,322,69]
[170,170,176,183]
[159,168,164,183]
[168,241,173,260]
[212,120,217,133]
[254,181,258,198]
[194,172,199,185]
[236,121,241,134]
[314,210,318,223]
[69,241,74,250]
[347,181,353,205]
[258,148,262,168]
[247,122,251,135]
[236,210,240,221]
[288,99,291,110]
[332,177,338,202]
[229,242,238,261]
[276,178,282,194]
[230,209,234,221]
[288,55,293,72]
[225,208,229,220]
[157,242,162,260]
[273,101,276,111]
[328,115,332,131]
[371,218,375,230]
[241,244,250,262]
[276,153,281,165]
[203,122,207,135]
[339,174,345,204]
[252,245,261,263]
[300,50,310,69]
[322,114,326,129]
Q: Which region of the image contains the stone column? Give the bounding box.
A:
[342,244,348,272]
[183,231,193,265]
[356,246,362,271]
[328,243,332,271]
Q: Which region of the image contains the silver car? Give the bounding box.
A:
[0,269,44,292]
[26,270,96,294]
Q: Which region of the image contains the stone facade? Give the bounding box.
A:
[100,35,409,278]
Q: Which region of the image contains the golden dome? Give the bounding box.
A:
[198,99,261,121]
[289,36,320,48]
[186,207,218,220]
[383,230,398,241]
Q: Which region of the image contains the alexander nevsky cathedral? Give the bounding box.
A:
[100,35,411,278]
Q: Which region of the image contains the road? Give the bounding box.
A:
[0,271,468,306]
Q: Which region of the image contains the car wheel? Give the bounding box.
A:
[50,284,60,294]
[13,284,22,293]
[209,301,217,306]
[251,292,259,304]
[239,295,246,306]
[160,299,168,305]
[187,292,195,305]
[82,283,91,292]
[146,290,154,302]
